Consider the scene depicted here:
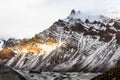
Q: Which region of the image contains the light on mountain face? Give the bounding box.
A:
[40,41,64,54]
[10,40,64,55]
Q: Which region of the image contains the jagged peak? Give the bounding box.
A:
[65,10,112,23]
[68,10,82,19]
[70,9,76,15]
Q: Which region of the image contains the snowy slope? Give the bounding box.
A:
[1,10,120,72]
[0,39,4,50]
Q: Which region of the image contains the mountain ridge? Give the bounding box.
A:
[0,10,120,72]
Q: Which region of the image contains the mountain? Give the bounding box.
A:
[0,38,20,48]
[5,38,21,47]
[0,38,20,60]
[0,10,120,72]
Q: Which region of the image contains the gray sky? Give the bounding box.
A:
[0,0,120,39]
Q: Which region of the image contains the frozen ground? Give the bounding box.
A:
[20,71,99,80]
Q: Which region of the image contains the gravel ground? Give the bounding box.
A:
[0,64,99,80]
[21,71,99,80]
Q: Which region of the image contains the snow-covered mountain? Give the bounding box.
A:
[5,38,21,47]
[1,10,120,72]
[0,38,20,49]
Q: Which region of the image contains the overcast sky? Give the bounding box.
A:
[0,0,120,39]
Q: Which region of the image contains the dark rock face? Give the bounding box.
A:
[71,23,87,32]
[91,65,120,80]
[116,32,120,45]
[0,64,26,80]
[113,21,120,29]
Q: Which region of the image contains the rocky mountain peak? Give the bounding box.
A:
[0,10,120,72]
[70,9,76,15]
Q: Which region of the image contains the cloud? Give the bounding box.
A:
[0,0,120,39]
